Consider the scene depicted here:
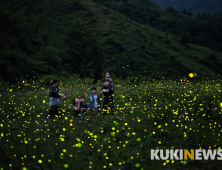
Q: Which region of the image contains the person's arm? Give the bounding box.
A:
[50,87,67,98]
[82,103,88,110]
[109,78,114,86]
[82,104,88,110]
[89,94,93,101]
[58,93,67,99]
[73,106,77,110]
[74,102,80,111]
[80,104,87,113]
[77,102,80,110]
[100,87,104,95]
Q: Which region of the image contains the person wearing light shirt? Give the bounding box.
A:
[88,87,100,115]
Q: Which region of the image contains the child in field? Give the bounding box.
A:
[105,72,114,89]
[79,96,88,119]
[88,87,100,115]
[100,79,114,115]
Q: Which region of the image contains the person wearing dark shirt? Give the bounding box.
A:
[100,79,114,115]
[104,72,115,111]
[49,79,67,119]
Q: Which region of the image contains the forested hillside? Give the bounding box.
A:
[0,0,222,82]
[96,0,222,52]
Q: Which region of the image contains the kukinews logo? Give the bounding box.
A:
[151,149,222,160]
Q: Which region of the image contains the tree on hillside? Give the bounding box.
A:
[166,6,176,13]
[182,9,188,15]
[188,10,193,17]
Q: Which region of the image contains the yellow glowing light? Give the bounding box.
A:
[189,73,194,78]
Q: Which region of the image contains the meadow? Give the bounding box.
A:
[0,75,222,170]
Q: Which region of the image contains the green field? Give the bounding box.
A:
[1,75,222,170]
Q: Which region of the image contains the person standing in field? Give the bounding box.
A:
[49,79,67,119]
[88,87,100,115]
[104,72,115,113]
[100,79,114,115]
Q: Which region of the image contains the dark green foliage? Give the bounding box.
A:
[180,33,190,44]
[165,40,171,45]
[65,22,103,78]
[69,0,85,11]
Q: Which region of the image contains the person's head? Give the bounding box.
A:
[79,96,85,103]
[91,87,97,94]
[73,97,79,105]
[105,72,110,78]
[103,79,109,87]
[53,79,59,87]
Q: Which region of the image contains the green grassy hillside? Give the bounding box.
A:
[0,0,222,82]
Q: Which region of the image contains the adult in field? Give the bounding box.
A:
[49,79,67,119]
[100,79,114,115]
[104,72,115,113]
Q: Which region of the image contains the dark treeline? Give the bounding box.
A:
[0,0,222,83]
[149,0,222,16]
[95,0,222,52]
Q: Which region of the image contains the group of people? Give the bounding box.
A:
[48,72,114,121]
